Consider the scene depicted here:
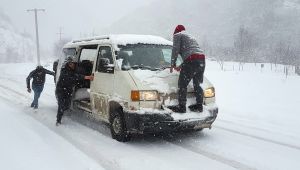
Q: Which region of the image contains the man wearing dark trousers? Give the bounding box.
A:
[55,56,93,126]
[168,25,206,113]
[26,66,54,109]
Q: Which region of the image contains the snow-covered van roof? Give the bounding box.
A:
[63,34,173,50]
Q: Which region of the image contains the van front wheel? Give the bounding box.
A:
[110,109,131,142]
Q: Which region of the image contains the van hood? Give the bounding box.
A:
[128,69,212,94]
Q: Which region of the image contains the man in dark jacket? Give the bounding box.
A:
[26,65,54,109]
[168,25,206,113]
[55,56,93,126]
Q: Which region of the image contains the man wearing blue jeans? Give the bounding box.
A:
[26,66,54,109]
[168,25,206,113]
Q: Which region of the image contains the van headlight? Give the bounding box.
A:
[131,90,158,101]
[204,87,215,98]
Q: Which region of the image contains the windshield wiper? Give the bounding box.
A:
[131,65,159,71]
[131,65,140,70]
[160,65,171,70]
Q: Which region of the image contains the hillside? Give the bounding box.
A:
[105,0,239,45]
[105,0,300,62]
[0,10,34,63]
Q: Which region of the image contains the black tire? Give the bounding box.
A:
[110,109,131,142]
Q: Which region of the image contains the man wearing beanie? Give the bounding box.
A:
[55,56,94,126]
[168,25,206,113]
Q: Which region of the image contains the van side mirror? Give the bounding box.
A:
[97,58,114,73]
[99,58,109,66]
[53,60,58,72]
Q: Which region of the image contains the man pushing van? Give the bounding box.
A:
[168,25,206,113]
[55,56,94,126]
[26,65,55,109]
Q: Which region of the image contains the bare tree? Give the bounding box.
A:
[234,26,257,70]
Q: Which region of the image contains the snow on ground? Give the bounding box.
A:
[0,99,105,170]
[206,61,300,147]
[0,60,299,170]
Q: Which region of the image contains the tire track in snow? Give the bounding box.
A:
[1,74,297,169]
[0,80,122,170]
[217,118,298,140]
[0,76,55,98]
[165,139,257,170]
[0,83,29,99]
[214,125,300,151]
[0,80,246,170]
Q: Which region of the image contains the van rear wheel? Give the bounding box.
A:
[110,109,131,142]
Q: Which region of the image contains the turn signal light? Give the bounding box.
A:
[131,90,158,101]
[131,90,140,101]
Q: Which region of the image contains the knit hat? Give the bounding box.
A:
[62,55,77,68]
[174,25,185,34]
[66,55,77,63]
[36,65,43,70]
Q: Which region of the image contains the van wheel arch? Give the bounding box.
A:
[109,101,123,121]
[109,101,131,142]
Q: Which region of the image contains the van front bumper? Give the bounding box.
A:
[123,107,218,134]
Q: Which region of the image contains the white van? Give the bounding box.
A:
[55,34,218,142]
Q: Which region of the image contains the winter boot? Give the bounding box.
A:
[56,120,61,126]
[34,105,38,109]
[188,104,203,112]
[56,115,62,126]
[168,105,186,113]
[30,103,34,108]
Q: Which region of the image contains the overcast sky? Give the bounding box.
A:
[0,0,155,52]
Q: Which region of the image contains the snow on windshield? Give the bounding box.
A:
[116,44,174,70]
[133,69,179,94]
[132,68,209,94]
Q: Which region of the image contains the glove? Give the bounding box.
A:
[85,75,94,81]
[174,67,181,72]
[170,66,174,73]
[27,88,31,93]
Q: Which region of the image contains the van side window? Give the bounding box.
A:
[79,48,97,62]
[96,46,114,73]
[62,48,76,60]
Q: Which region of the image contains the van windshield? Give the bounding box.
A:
[117,44,182,71]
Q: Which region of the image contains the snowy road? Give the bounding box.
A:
[0,62,299,170]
